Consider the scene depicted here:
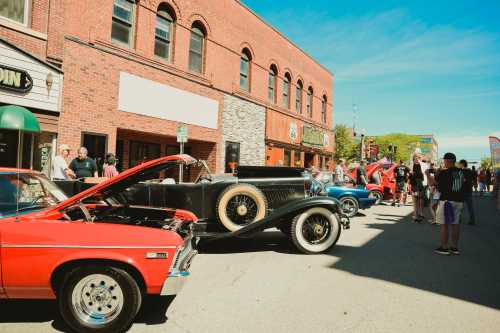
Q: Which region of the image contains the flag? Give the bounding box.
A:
[489,136,500,169]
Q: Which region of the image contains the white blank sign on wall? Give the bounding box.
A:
[118,72,219,129]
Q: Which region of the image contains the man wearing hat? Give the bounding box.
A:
[51,144,75,180]
[434,152,465,255]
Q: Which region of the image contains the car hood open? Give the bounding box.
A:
[46,154,197,213]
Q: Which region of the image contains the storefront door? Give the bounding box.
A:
[304,152,315,168]
[82,133,108,175]
[0,130,17,167]
[225,141,240,172]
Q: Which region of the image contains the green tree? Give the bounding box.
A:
[334,124,358,162]
[480,157,492,170]
[372,133,421,163]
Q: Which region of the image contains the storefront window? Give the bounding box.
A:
[284,149,291,167]
[0,129,55,175]
[129,141,160,167]
[294,150,301,167]
[0,0,29,25]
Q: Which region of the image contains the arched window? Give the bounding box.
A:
[321,95,327,123]
[111,0,136,47]
[282,72,291,109]
[154,4,175,60]
[306,86,314,117]
[240,48,252,91]
[189,22,206,73]
[295,80,303,114]
[268,65,278,103]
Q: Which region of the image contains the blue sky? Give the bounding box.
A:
[242,0,500,162]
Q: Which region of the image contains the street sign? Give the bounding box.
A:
[177,126,188,143]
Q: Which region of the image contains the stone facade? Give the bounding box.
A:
[221,94,265,168]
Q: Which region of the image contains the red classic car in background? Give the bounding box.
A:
[0,155,198,333]
[348,162,396,204]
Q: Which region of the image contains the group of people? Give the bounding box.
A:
[391,152,495,256]
[52,145,119,181]
[472,166,495,195]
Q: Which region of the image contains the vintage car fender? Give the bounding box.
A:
[211,196,344,239]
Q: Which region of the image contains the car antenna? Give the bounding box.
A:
[15,130,21,222]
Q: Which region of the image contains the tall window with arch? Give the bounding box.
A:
[240,49,252,91]
[154,4,175,60]
[268,65,278,103]
[306,86,314,118]
[321,95,328,123]
[282,73,291,109]
[189,22,206,73]
[295,80,303,114]
[111,0,136,47]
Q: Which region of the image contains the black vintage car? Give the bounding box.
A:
[56,157,349,254]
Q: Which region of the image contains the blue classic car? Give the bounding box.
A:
[312,172,377,217]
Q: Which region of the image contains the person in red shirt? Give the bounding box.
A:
[103,154,119,178]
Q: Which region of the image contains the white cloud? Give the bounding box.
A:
[436,131,500,148]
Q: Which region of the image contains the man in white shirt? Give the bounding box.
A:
[52,144,75,180]
[335,159,345,184]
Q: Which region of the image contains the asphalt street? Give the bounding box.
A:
[1,195,499,333]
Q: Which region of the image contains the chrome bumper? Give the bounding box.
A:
[160,237,197,296]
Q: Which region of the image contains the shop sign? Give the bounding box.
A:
[0,65,33,93]
[289,122,298,141]
[302,126,324,147]
[323,133,330,147]
[176,126,188,143]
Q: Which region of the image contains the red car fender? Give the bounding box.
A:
[0,220,182,299]
[174,209,198,222]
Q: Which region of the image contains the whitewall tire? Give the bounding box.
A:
[291,207,341,254]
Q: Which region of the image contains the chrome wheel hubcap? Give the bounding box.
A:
[72,274,124,326]
[237,205,248,216]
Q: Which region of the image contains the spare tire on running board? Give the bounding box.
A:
[216,183,268,231]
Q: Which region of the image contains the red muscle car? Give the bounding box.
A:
[0,155,198,333]
[348,163,397,204]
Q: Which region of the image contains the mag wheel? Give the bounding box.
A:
[216,184,268,231]
[369,190,383,205]
[291,207,341,254]
[339,196,359,217]
[58,265,141,333]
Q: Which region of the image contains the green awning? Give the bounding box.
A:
[0,105,41,133]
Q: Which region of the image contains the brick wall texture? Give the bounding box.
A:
[0,0,334,173]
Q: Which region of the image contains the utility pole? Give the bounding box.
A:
[360,128,366,161]
[352,103,358,137]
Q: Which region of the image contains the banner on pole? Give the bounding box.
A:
[489,136,500,169]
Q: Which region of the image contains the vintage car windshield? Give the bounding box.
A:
[0,172,68,217]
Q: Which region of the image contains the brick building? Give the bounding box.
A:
[0,0,334,175]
